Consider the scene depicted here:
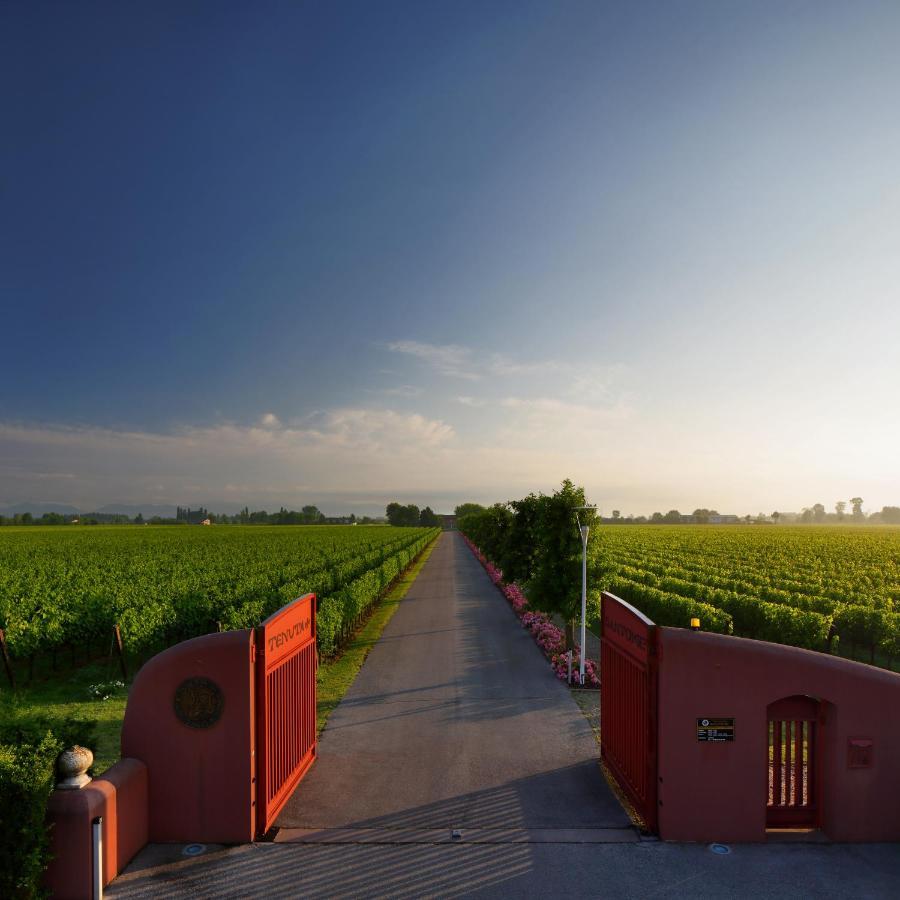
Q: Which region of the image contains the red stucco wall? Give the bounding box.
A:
[44,759,148,897]
[656,627,900,842]
[121,630,256,843]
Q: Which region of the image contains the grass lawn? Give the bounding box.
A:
[0,662,128,773]
[0,534,439,773]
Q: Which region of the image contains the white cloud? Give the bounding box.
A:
[0,409,456,509]
[456,395,486,407]
[385,341,479,380]
[366,384,424,398]
[386,340,626,406]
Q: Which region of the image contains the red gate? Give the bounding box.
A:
[255,593,317,834]
[600,591,658,832]
[767,695,819,828]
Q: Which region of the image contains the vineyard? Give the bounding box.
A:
[459,487,900,669]
[0,524,439,672]
[597,526,900,665]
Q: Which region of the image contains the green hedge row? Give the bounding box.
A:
[0,710,97,899]
[607,578,733,635]
[316,531,437,657]
[609,576,833,651]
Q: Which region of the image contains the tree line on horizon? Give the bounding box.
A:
[385,503,441,527]
[453,498,900,526]
[0,505,385,527]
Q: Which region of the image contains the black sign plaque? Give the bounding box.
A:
[697,717,735,742]
[174,677,224,729]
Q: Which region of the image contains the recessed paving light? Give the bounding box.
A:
[710,843,731,855]
[183,843,207,857]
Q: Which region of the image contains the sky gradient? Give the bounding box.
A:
[2,1,899,516]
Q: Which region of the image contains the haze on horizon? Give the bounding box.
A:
[2,2,899,519]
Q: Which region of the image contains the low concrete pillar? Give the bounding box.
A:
[44,757,149,898]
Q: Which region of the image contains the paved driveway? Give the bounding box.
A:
[110,533,900,898]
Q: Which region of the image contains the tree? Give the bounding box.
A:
[772,511,780,524]
[650,512,664,523]
[880,506,900,524]
[812,503,826,523]
[526,480,599,651]
[663,509,682,524]
[835,501,846,521]
[385,502,420,526]
[611,510,621,520]
[419,506,439,527]
[301,505,324,524]
[850,497,864,520]
[455,503,485,518]
[498,496,540,585]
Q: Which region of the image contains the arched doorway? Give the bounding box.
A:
[767,695,821,829]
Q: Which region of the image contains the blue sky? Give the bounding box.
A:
[2,1,899,515]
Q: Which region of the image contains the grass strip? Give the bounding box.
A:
[315,535,438,734]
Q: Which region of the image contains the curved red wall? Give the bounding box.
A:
[656,628,900,842]
[121,630,256,843]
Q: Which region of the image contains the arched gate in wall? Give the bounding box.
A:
[766,695,821,829]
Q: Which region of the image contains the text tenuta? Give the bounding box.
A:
[605,619,646,650]
[268,618,311,652]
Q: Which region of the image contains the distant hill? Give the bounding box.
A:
[96,504,178,518]
[0,502,178,518]
[0,501,80,516]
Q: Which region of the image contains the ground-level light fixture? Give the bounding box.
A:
[574,506,598,685]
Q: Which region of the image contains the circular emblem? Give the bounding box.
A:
[173,677,224,728]
[701,719,710,727]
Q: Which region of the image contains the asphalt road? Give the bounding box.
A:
[110,533,900,898]
[274,529,629,837]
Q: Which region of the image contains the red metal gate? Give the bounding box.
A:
[600,591,658,832]
[767,695,819,828]
[255,593,317,834]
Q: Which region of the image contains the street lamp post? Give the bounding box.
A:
[574,506,597,686]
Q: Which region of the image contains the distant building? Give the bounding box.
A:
[681,514,740,524]
[439,514,457,531]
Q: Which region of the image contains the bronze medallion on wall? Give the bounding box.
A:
[173,677,224,728]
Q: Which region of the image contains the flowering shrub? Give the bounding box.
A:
[87,680,125,701]
[463,535,600,688]
[550,651,601,687]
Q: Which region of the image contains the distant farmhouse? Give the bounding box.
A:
[439,514,457,531]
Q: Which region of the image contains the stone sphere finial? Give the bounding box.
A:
[56,745,94,790]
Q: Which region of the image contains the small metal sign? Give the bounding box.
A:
[174,677,224,729]
[697,717,735,742]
